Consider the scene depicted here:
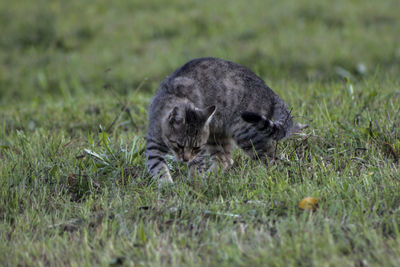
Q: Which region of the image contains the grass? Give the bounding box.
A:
[1,0,400,266]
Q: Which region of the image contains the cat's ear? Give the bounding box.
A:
[204,105,216,124]
[168,106,183,126]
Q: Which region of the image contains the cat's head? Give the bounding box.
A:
[162,104,216,162]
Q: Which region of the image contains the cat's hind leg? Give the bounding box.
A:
[233,125,272,166]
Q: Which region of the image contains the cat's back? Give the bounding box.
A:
[170,57,264,85]
[163,57,276,116]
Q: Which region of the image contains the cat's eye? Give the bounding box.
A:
[169,139,184,150]
[192,146,201,152]
[177,144,184,149]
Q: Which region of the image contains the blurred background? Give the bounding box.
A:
[1,0,399,104]
[2,1,400,265]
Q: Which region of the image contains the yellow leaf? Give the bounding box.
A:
[298,197,319,211]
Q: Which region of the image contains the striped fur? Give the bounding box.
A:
[145,138,173,184]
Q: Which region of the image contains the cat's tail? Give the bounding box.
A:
[241,102,307,141]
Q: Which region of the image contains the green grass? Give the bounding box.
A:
[1,0,400,266]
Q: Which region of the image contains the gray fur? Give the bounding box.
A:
[145,57,304,186]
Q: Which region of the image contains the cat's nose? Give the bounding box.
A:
[182,152,191,162]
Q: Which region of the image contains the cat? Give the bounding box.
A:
[145,57,307,186]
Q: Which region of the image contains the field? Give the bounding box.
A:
[1,0,400,266]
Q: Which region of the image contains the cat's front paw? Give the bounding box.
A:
[158,174,174,188]
[188,169,207,181]
[209,156,233,172]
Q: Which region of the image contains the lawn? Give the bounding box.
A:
[1,0,400,266]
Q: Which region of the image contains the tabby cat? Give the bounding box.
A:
[145,57,306,186]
